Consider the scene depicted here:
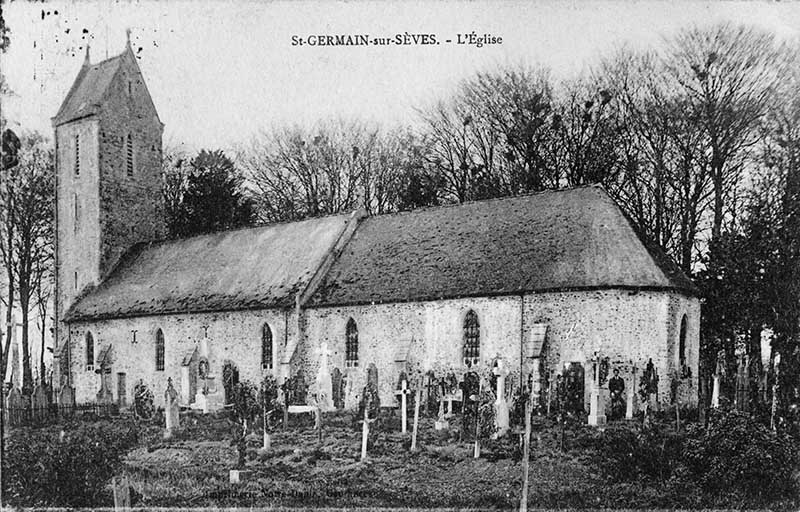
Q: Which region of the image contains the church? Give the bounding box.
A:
[52,41,700,413]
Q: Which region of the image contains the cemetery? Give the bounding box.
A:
[3,352,799,510]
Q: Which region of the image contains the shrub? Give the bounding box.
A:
[229,380,261,467]
[597,425,685,483]
[683,409,798,502]
[3,420,140,507]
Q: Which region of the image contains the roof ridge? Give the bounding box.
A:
[134,210,355,247]
[368,183,604,220]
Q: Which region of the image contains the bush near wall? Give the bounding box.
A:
[3,420,141,507]
[683,409,798,503]
[596,410,799,506]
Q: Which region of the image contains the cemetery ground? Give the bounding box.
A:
[4,406,800,509]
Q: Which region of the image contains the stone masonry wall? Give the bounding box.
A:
[301,289,700,410]
[67,308,295,407]
[55,119,102,388]
[65,289,699,410]
[98,53,165,279]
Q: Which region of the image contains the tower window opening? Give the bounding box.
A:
[126,135,134,176]
[74,134,80,175]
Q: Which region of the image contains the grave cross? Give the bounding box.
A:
[397,378,411,434]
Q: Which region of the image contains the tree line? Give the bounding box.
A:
[165,22,799,416]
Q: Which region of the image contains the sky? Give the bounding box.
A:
[4,0,800,153]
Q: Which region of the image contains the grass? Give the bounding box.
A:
[6,408,799,509]
[120,411,684,508]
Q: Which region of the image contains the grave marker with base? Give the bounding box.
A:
[588,354,606,427]
[164,378,180,439]
[493,358,511,437]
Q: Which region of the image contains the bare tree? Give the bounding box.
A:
[0,132,54,395]
[664,23,788,245]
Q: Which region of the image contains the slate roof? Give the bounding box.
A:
[53,54,124,125]
[307,185,698,307]
[65,214,353,321]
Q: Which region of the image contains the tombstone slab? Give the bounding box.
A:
[711,375,720,408]
[164,378,180,438]
[315,343,334,412]
[493,358,511,436]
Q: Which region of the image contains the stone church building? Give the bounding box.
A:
[53,42,700,412]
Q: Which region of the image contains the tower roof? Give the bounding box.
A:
[52,52,125,125]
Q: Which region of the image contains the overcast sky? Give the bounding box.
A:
[4,1,800,152]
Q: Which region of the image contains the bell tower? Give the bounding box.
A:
[52,36,165,388]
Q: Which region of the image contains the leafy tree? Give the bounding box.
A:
[164,149,255,238]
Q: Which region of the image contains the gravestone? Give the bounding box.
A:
[331,367,344,409]
[283,370,308,406]
[587,354,606,427]
[6,387,24,426]
[462,371,481,436]
[359,365,381,459]
[441,373,462,417]
[424,370,438,416]
[164,378,180,438]
[626,365,637,419]
[711,374,721,408]
[31,384,48,422]
[315,343,334,411]
[563,362,585,414]
[642,358,659,412]
[180,347,199,405]
[58,385,75,408]
[493,358,511,436]
[367,363,379,390]
[340,372,348,409]
[112,476,131,509]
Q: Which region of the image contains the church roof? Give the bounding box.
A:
[65,213,354,321]
[307,185,697,307]
[53,53,124,125]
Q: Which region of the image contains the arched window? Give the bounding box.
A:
[262,323,273,370]
[155,329,165,371]
[85,332,94,371]
[679,315,688,367]
[345,318,358,368]
[463,310,480,366]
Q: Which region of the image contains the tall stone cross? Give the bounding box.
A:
[315,343,333,411]
[493,357,511,436]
